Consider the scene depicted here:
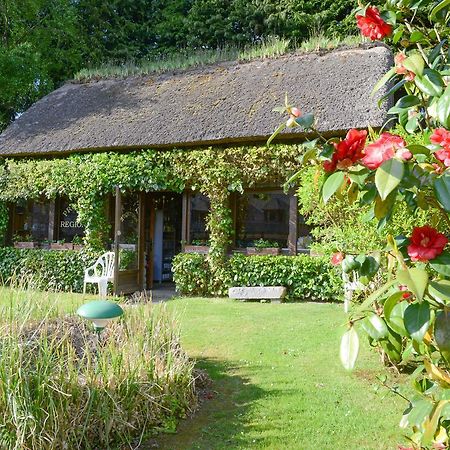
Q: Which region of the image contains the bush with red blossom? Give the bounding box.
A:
[269,0,450,446]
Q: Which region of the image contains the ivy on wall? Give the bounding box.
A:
[0,144,303,280]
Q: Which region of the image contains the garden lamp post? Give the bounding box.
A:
[77,300,124,334]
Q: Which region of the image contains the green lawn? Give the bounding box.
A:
[0,288,407,449]
[157,297,407,450]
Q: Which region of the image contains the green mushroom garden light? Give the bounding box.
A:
[77,300,124,334]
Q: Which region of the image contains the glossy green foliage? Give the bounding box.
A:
[172,253,343,301]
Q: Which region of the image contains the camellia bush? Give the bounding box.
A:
[270,0,450,447]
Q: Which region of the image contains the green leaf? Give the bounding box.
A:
[405,115,419,134]
[435,310,450,354]
[403,54,425,76]
[401,397,433,429]
[371,67,396,96]
[348,169,369,187]
[359,256,380,278]
[387,301,409,336]
[355,279,397,314]
[384,291,404,321]
[415,69,444,97]
[267,123,286,146]
[362,314,388,340]
[377,79,406,108]
[340,327,359,370]
[295,113,314,129]
[404,302,431,342]
[433,172,450,212]
[397,268,429,302]
[375,158,405,201]
[428,279,450,305]
[395,95,421,109]
[410,30,425,43]
[392,26,404,45]
[436,85,450,128]
[322,171,345,204]
[430,251,450,277]
[407,144,430,156]
[429,40,447,64]
[430,0,450,21]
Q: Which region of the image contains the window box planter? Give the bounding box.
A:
[246,247,281,256]
[184,245,210,254]
[14,241,40,249]
[73,244,84,251]
[50,242,74,250]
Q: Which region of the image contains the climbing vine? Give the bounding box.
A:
[0,144,304,258]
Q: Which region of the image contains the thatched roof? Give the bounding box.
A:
[0,45,393,157]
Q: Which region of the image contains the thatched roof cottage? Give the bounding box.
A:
[0,45,393,293]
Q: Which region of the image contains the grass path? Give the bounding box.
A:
[155,298,406,450]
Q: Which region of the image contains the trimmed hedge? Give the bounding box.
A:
[0,248,97,292]
[172,253,343,302]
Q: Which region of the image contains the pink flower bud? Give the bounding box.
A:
[290,107,301,118]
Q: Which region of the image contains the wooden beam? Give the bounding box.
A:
[48,200,56,242]
[181,191,189,249]
[137,192,145,290]
[113,186,122,295]
[288,191,298,256]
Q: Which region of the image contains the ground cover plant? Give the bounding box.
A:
[0,287,196,449]
[269,0,450,446]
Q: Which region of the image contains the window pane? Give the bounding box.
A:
[13,199,50,241]
[189,194,210,244]
[236,191,289,248]
[119,192,139,270]
[58,199,84,242]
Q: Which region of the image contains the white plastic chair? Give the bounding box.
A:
[342,269,365,313]
[83,252,115,297]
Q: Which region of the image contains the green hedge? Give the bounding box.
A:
[172,253,343,302]
[0,248,97,292]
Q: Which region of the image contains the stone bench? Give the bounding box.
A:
[228,286,287,303]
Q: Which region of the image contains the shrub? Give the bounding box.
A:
[173,253,343,302]
[172,253,211,297]
[0,248,98,292]
[229,254,342,302]
[0,290,196,449]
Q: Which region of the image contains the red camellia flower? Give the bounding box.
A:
[430,128,450,167]
[356,6,392,41]
[323,128,367,172]
[331,252,344,266]
[407,226,448,262]
[361,133,407,170]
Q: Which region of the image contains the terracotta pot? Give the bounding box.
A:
[246,247,280,256]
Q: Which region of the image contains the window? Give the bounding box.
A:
[189,193,210,244]
[235,191,290,248]
[57,198,84,242]
[12,199,50,242]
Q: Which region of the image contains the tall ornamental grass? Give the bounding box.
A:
[0,288,196,449]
